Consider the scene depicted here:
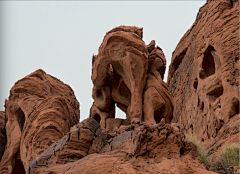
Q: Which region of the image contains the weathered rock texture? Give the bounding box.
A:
[0,69,80,174]
[167,0,239,160]
[0,110,7,161]
[27,118,215,174]
[90,26,174,128]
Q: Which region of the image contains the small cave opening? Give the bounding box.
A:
[200,46,216,79]
[234,100,240,115]
[154,107,165,124]
[16,108,25,131]
[12,151,25,174]
[93,114,101,123]
[230,99,240,118]
[207,86,224,102]
[193,78,198,90]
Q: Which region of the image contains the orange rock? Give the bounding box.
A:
[167,0,239,159]
[90,26,174,128]
[62,122,215,174]
[0,69,80,174]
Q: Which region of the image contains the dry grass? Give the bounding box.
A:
[219,143,239,167]
[185,133,239,172]
[185,133,211,167]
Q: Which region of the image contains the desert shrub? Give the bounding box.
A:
[185,133,211,167]
[219,143,239,167]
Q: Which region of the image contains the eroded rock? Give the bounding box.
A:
[0,69,80,174]
[167,0,239,156]
[90,26,174,128]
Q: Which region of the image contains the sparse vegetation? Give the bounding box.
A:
[219,143,239,167]
[185,133,211,167]
[185,133,240,172]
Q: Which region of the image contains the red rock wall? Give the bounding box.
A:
[167,0,239,158]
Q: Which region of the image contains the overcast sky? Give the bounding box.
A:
[0,1,205,121]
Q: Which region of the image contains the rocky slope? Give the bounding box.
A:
[167,0,239,161]
[27,118,215,174]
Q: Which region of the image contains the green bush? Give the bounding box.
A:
[219,143,239,167]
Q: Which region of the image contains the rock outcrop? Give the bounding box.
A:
[90,26,174,128]
[27,117,215,174]
[0,69,80,174]
[167,0,239,160]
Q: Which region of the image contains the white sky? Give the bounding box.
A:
[0,1,205,121]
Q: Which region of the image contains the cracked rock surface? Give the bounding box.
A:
[28,118,215,174]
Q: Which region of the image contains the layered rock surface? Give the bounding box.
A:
[27,118,215,174]
[167,0,239,160]
[0,69,80,174]
[90,26,174,128]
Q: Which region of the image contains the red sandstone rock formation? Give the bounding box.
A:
[26,117,214,174]
[90,26,174,129]
[0,69,80,174]
[167,0,239,161]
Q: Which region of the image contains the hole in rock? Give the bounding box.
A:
[200,46,216,79]
[234,100,240,115]
[193,78,198,89]
[207,86,224,102]
[16,108,25,131]
[115,107,126,119]
[154,107,165,123]
[93,114,101,123]
[12,151,25,174]
[200,102,204,111]
[190,124,193,134]
[118,81,131,103]
[95,88,103,100]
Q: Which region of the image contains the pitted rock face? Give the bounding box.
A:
[167,0,239,159]
[90,26,174,128]
[0,69,80,174]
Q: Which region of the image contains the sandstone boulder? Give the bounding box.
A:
[0,69,80,174]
